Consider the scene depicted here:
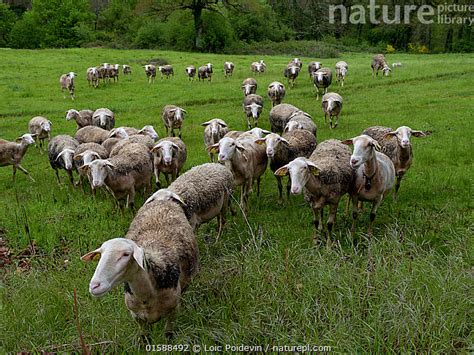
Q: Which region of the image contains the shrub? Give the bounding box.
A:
[9,12,42,49]
[386,44,396,53]
[0,3,17,47]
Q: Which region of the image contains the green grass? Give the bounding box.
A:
[0,48,473,353]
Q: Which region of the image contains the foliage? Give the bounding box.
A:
[8,11,42,49]
[386,44,396,54]
[0,3,17,47]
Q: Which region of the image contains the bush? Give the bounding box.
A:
[133,21,165,49]
[386,44,396,53]
[0,3,17,47]
[9,12,42,49]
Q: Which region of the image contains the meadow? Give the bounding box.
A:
[0,48,472,353]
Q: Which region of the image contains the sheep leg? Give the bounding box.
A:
[164,173,170,187]
[155,170,161,189]
[178,127,182,139]
[334,115,339,128]
[311,205,321,240]
[247,116,251,130]
[256,177,261,196]
[351,195,360,234]
[276,175,283,201]
[216,209,226,240]
[164,308,177,340]
[327,203,338,236]
[15,164,35,182]
[368,195,383,237]
[54,169,61,184]
[209,152,214,162]
[66,170,74,185]
[393,175,403,200]
[128,187,136,210]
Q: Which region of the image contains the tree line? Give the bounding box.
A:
[1,0,472,54]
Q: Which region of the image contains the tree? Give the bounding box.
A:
[0,3,17,47]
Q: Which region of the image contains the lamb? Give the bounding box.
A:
[283,64,300,88]
[201,118,229,162]
[335,61,348,87]
[81,196,198,338]
[66,109,94,130]
[224,61,235,78]
[308,61,322,79]
[267,81,285,107]
[241,78,257,96]
[75,126,110,144]
[255,129,317,200]
[250,60,266,74]
[28,116,52,153]
[322,92,343,129]
[81,143,153,208]
[122,64,132,77]
[0,133,36,182]
[86,67,99,88]
[274,139,353,238]
[59,72,76,100]
[158,65,174,79]
[312,68,333,100]
[268,103,303,133]
[144,64,156,83]
[109,135,155,157]
[284,112,317,136]
[243,94,264,129]
[362,125,431,199]
[341,135,396,236]
[92,108,115,131]
[185,65,196,80]
[162,105,186,138]
[74,142,109,192]
[48,135,79,184]
[146,163,235,239]
[151,137,187,188]
[198,63,213,82]
[371,54,391,77]
[208,136,267,212]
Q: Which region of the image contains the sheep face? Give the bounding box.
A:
[109,128,128,139]
[274,157,320,195]
[382,65,391,76]
[145,188,186,206]
[258,133,289,159]
[81,238,145,297]
[384,126,427,149]
[56,149,75,170]
[66,109,79,121]
[139,125,159,140]
[18,134,36,145]
[85,159,114,188]
[242,84,254,96]
[342,135,381,169]
[74,150,100,167]
[202,119,227,139]
[245,103,262,119]
[284,121,302,133]
[339,67,348,77]
[173,108,186,123]
[208,137,242,162]
[247,127,270,138]
[40,120,52,132]
[152,140,179,166]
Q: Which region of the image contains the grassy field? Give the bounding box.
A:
[0,48,472,353]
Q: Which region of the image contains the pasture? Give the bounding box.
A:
[0,48,472,352]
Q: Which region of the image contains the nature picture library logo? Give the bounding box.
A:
[329,0,474,25]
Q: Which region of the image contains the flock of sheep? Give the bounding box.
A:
[0,53,431,339]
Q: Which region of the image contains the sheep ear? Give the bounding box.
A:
[181,109,187,113]
[207,143,219,153]
[372,141,382,151]
[218,122,227,127]
[274,166,289,176]
[132,244,145,270]
[48,120,52,125]
[341,139,353,145]
[383,131,397,139]
[307,161,320,176]
[411,130,429,137]
[81,248,101,262]
[152,143,162,152]
[74,153,84,161]
[105,161,115,168]
[254,138,266,145]
[280,137,290,145]
[171,143,180,150]
[201,121,211,126]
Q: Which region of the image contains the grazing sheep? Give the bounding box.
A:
[268,103,302,133]
[342,135,396,236]
[243,94,264,129]
[275,139,353,238]
[255,130,317,200]
[284,112,317,136]
[322,92,343,129]
[48,135,79,184]
[92,108,115,131]
[122,64,132,77]
[241,78,257,96]
[198,63,213,82]
[86,67,99,88]
[147,163,235,239]
[208,136,267,212]
[185,65,196,80]
[74,142,109,192]
[267,81,285,107]
[81,197,198,338]
[224,127,270,141]
[28,116,52,153]
[201,118,229,162]
[312,68,333,100]
[162,105,186,138]
[81,143,153,208]
[144,64,156,83]
[308,61,322,79]
[109,135,155,157]
[283,64,300,88]
[66,109,93,130]
[75,126,110,144]
[59,72,76,100]
[158,65,174,79]
[335,61,348,87]
[250,60,266,74]
[362,126,431,199]
[224,61,235,78]
[0,133,36,182]
[372,54,391,77]
[151,137,187,188]
[392,62,402,68]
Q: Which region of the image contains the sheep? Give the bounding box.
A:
[66,109,93,130]
[283,64,300,88]
[289,58,303,69]
[284,112,317,136]
[122,64,132,77]
[224,61,235,78]
[243,94,264,129]
[81,196,198,339]
[224,127,270,140]
[81,143,153,209]
[74,142,109,192]
[268,103,303,133]
[109,125,158,141]
[201,118,229,162]
[151,137,187,188]
[250,60,266,74]
[185,65,196,80]
[86,67,99,88]
[255,129,317,201]
[312,68,332,100]
[108,64,119,82]
[48,135,79,184]
[372,54,391,77]
[267,81,285,107]
[59,72,76,100]
[208,136,267,212]
[75,126,110,144]
[102,137,122,155]
[109,135,155,157]
[198,63,213,82]
[362,126,431,199]
[162,105,186,138]
[308,61,322,79]
[28,116,52,153]
[97,64,108,84]
[241,78,257,96]
[274,139,353,238]
[341,135,396,236]
[158,65,174,79]
[92,108,115,131]
[335,61,348,87]
[392,62,402,68]
[322,92,343,129]
[144,64,156,83]
[0,133,36,182]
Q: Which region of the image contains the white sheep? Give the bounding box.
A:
[144,64,156,83]
[48,135,79,185]
[28,116,52,153]
[224,61,235,78]
[66,109,93,130]
[243,94,264,129]
[335,61,348,87]
[151,137,187,188]
[0,133,36,182]
[241,78,257,96]
[162,105,186,138]
[92,108,115,131]
[59,72,76,100]
[201,118,229,162]
[321,92,343,129]
[267,81,285,107]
